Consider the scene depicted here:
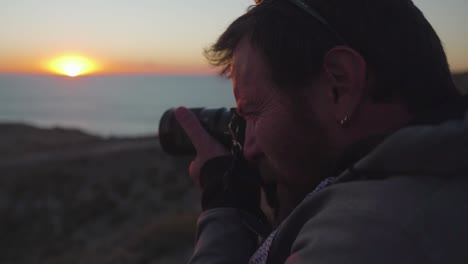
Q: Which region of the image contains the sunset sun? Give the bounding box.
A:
[46,55,99,77]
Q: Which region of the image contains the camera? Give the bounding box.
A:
[158,108,245,156]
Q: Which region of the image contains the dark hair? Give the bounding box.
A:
[205,0,461,114]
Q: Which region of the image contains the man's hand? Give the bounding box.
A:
[174,107,230,190]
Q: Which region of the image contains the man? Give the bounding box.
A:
[175,0,468,263]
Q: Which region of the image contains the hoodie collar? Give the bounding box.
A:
[334,96,468,181]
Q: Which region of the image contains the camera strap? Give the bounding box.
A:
[223,112,246,193]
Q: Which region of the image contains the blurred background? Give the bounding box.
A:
[0,0,467,263]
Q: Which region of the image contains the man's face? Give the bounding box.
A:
[232,39,336,192]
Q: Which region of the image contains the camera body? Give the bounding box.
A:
[158,108,245,156]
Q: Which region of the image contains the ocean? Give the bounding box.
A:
[0,74,235,136]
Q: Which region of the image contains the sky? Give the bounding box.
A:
[0,0,466,75]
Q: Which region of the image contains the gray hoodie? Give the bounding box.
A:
[189,107,468,264]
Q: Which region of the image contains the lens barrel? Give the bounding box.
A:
[158,108,236,156]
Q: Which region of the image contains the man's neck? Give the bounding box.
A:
[271,183,308,227]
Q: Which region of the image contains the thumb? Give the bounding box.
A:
[174,107,213,153]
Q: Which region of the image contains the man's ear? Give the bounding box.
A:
[323,46,367,125]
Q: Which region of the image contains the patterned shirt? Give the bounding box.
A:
[248,177,336,264]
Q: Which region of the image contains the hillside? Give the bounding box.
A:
[0,124,196,264]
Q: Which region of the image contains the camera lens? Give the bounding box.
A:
[158,108,236,156]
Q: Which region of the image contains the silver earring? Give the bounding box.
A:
[340,116,349,126]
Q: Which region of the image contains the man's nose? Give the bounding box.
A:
[243,122,261,163]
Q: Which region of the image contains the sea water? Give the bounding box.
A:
[0,74,234,136]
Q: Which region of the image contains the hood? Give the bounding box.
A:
[354,109,468,177]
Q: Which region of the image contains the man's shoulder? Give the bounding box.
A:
[268,175,468,264]
[293,174,468,236]
[303,175,468,228]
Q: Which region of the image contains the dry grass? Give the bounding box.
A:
[0,125,197,264]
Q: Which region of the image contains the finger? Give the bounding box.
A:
[189,161,201,190]
[175,107,212,152]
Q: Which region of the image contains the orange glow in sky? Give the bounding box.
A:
[0,1,466,75]
[45,55,100,77]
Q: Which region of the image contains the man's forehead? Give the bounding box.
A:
[232,38,270,100]
[231,40,252,78]
[232,37,271,73]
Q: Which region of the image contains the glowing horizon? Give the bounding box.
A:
[0,54,218,76]
[43,55,100,77]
